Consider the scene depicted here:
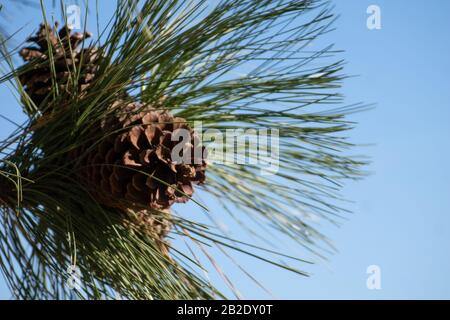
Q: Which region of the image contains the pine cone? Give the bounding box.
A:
[124,208,173,256]
[80,100,207,212]
[19,23,99,111]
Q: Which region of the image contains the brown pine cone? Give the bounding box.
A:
[19,22,99,111]
[80,100,206,212]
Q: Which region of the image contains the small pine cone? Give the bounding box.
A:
[19,23,99,111]
[80,100,207,212]
[124,208,173,256]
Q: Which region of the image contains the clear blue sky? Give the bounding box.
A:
[0,0,449,299]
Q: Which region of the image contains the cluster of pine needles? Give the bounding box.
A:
[0,0,366,299]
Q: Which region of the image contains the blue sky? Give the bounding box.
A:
[0,0,449,299]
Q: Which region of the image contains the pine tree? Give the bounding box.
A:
[0,0,366,299]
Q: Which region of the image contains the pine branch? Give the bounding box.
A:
[0,0,367,299]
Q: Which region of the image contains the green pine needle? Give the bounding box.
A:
[0,0,367,299]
